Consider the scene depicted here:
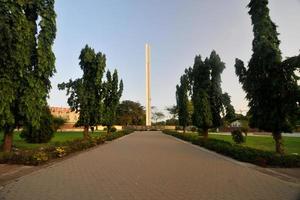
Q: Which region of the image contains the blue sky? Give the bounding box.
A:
[49,0,300,117]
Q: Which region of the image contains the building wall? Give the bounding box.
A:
[50,107,79,123]
[50,107,123,131]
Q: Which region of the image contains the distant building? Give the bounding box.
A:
[49,107,124,131]
[50,107,79,124]
[230,120,242,128]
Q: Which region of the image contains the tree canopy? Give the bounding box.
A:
[176,51,235,137]
[209,51,226,127]
[235,0,300,154]
[58,45,106,138]
[176,74,190,132]
[102,70,123,133]
[116,100,145,125]
[0,0,56,151]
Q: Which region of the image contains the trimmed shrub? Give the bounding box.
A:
[110,127,117,132]
[189,126,198,132]
[0,129,135,165]
[52,117,66,131]
[231,129,245,144]
[162,130,300,167]
[20,107,55,143]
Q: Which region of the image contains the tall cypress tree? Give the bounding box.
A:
[0,0,56,152]
[191,56,212,138]
[222,93,236,122]
[58,45,106,139]
[176,74,189,132]
[103,70,123,133]
[235,0,300,154]
[208,50,226,128]
[189,52,233,137]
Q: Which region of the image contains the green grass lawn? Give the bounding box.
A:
[206,133,299,154]
[0,131,106,150]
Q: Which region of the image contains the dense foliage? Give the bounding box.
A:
[0,0,56,151]
[221,93,236,123]
[102,70,123,133]
[235,0,300,154]
[116,100,145,125]
[52,116,66,131]
[0,129,134,165]
[177,51,235,138]
[163,130,300,168]
[58,45,106,138]
[59,46,123,137]
[176,74,190,132]
[20,108,55,143]
[20,109,66,143]
[231,130,245,144]
[191,55,214,137]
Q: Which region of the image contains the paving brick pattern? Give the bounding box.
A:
[0,131,299,200]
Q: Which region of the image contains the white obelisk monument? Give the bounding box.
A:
[145,44,151,126]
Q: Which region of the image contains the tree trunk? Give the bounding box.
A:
[203,128,208,139]
[272,132,284,154]
[183,126,186,134]
[107,126,111,135]
[83,125,89,139]
[3,132,13,152]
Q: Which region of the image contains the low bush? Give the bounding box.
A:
[20,107,55,143]
[189,126,198,132]
[105,131,126,141]
[52,117,66,131]
[231,129,245,144]
[162,130,300,168]
[110,127,117,132]
[0,129,135,165]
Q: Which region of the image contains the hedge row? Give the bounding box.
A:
[0,129,134,165]
[163,130,300,168]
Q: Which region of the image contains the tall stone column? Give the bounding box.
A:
[145,44,151,126]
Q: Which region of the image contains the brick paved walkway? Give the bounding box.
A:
[0,131,299,200]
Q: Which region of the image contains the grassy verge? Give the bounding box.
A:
[163,130,300,168]
[0,129,134,165]
[206,133,300,155]
[0,131,105,150]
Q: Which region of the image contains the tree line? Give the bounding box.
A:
[176,51,235,136]
[1,0,299,155]
[176,0,300,154]
[58,45,123,138]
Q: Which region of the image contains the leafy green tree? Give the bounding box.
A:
[0,1,56,152]
[102,70,123,133]
[152,111,165,124]
[176,74,190,132]
[191,56,212,138]
[116,100,145,125]
[235,0,300,154]
[183,51,232,137]
[58,45,105,139]
[165,105,178,119]
[208,51,226,127]
[165,118,178,126]
[222,93,236,122]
